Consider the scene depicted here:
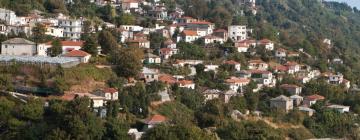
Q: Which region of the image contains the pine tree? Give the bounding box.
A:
[47,39,63,57]
[81,36,98,56]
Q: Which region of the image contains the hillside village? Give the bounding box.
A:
[0,0,360,139]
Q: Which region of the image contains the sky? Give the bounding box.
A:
[326,0,360,8]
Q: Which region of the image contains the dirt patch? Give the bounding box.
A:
[65,79,106,94]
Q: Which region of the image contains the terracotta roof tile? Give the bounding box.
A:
[64,50,90,57]
[225,77,250,84]
[144,114,167,125]
[103,88,118,93]
[224,60,240,65]
[182,30,198,36]
[177,80,194,85]
[159,74,177,84]
[306,94,325,101]
[259,39,272,44]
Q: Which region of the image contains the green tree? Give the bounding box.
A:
[44,0,68,14]
[32,23,47,43]
[17,98,44,121]
[115,13,135,26]
[103,118,130,140]
[98,30,118,54]
[244,81,259,111]
[47,39,63,57]
[81,36,98,56]
[142,124,217,140]
[0,74,14,91]
[109,47,143,78]
[98,4,116,22]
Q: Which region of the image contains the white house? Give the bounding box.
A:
[248,60,268,70]
[127,39,150,48]
[0,24,8,35]
[59,18,83,40]
[64,50,91,63]
[225,77,250,92]
[224,60,241,71]
[328,73,344,85]
[280,84,302,95]
[44,41,84,54]
[173,60,203,67]
[203,35,224,44]
[204,64,219,72]
[121,0,140,13]
[284,61,300,74]
[228,25,248,41]
[0,8,17,25]
[202,89,221,101]
[45,26,64,37]
[120,25,143,32]
[1,38,46,56]
[275,48,287,58]
[327,104,350,113]
[258,39,274,50]
[93,88,119,101]
[164,39,177,49]
[160,48,178,60]
[181,30,199,42]
[177,80,195,89]
[141,67,159,82]
[143,53,161,64]
[270,95,293,112]
[74,93,106,108]
[303,94,325,107]
[249,70,276,87]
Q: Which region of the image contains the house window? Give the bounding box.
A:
[4,45,7,48]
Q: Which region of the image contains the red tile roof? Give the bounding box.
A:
[259,39,272,44]
[177,80,194,85]
[182,30,198,36]
[225,77,250,84]
[306,94,325,101]
[60,94,76,101]
[214,29,227,32]
[224,60,240,65]
[103,88,118,94]
[159,74,177,84]
[248,69,272,74]
[284,61,299,66]
[271,65,288,72]
[144,114,167,125]
[277,48,287,52]
[64,50,90,57]
[160,48,172,54]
